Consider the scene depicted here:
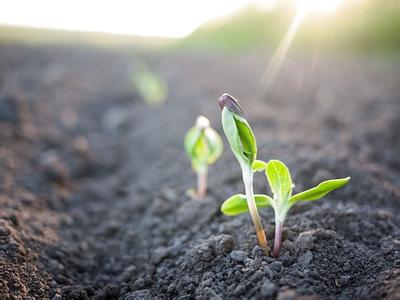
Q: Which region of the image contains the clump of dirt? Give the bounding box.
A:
[0,44,399,299]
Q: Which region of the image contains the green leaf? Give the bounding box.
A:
[221,107,257,167]
[204,128,223,165]
[221,108,241,156]
[266,160,293,203]
[221,194,272,216]
[289,177,350,204]
[132,67,168,105]
[252,160,268,172]
[184,118,223,172]
[184,127,202,158]
[234,114,257,163]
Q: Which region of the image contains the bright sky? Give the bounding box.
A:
[0,0,258,38]
[0,0,343,38]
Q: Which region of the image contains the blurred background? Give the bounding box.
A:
[1,0,399,103]
[1,0,399,179]
[1,0,399,52]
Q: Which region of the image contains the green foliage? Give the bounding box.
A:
[218,97,350,256]
[266,160,293,203]
[252,159,268,172]
[180,2,400,54]
[289,177,350,205]
[184,116,223,172]
[221,194,272,216]
[221,107,257,168]
[219,94,269,252]
[131,64,168,105]
[221,159,350,219]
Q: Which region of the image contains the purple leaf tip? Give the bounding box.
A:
[218,93,244,116]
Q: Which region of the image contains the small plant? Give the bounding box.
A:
[218,93,269,253]
[184,116,223,198]
[131,62,168,105]
[222,158,350,257]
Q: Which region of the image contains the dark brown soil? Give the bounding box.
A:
[0,44,399,299]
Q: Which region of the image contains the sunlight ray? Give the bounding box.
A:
[262,10,305,91]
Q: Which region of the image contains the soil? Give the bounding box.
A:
[0,44,399,299]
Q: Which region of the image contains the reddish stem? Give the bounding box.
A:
[273,221,283,258]
[197,169,208,198]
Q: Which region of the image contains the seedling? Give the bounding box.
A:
[131,62,168,105]
[222,158,350,257]
[218,93,269,253]
[184,116,223,198]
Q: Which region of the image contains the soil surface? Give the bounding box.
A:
[0,44,399,299]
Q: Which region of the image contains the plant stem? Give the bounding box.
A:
[197,168,208,198]
[273,219,283,258]
[243,168,269,254]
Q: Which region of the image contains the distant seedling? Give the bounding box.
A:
[218,94,269,253]
[131,62,168,105]
[184,116,223,198]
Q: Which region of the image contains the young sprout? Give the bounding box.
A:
[184,116,223,198]
[222,159,350,257]
[218,93,269,254]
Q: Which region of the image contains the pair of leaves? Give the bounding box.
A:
[221,107,257,167]
[184,118,223,172]
[221,159,350,216]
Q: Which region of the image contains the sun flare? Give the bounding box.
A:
[294,0,343,14]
